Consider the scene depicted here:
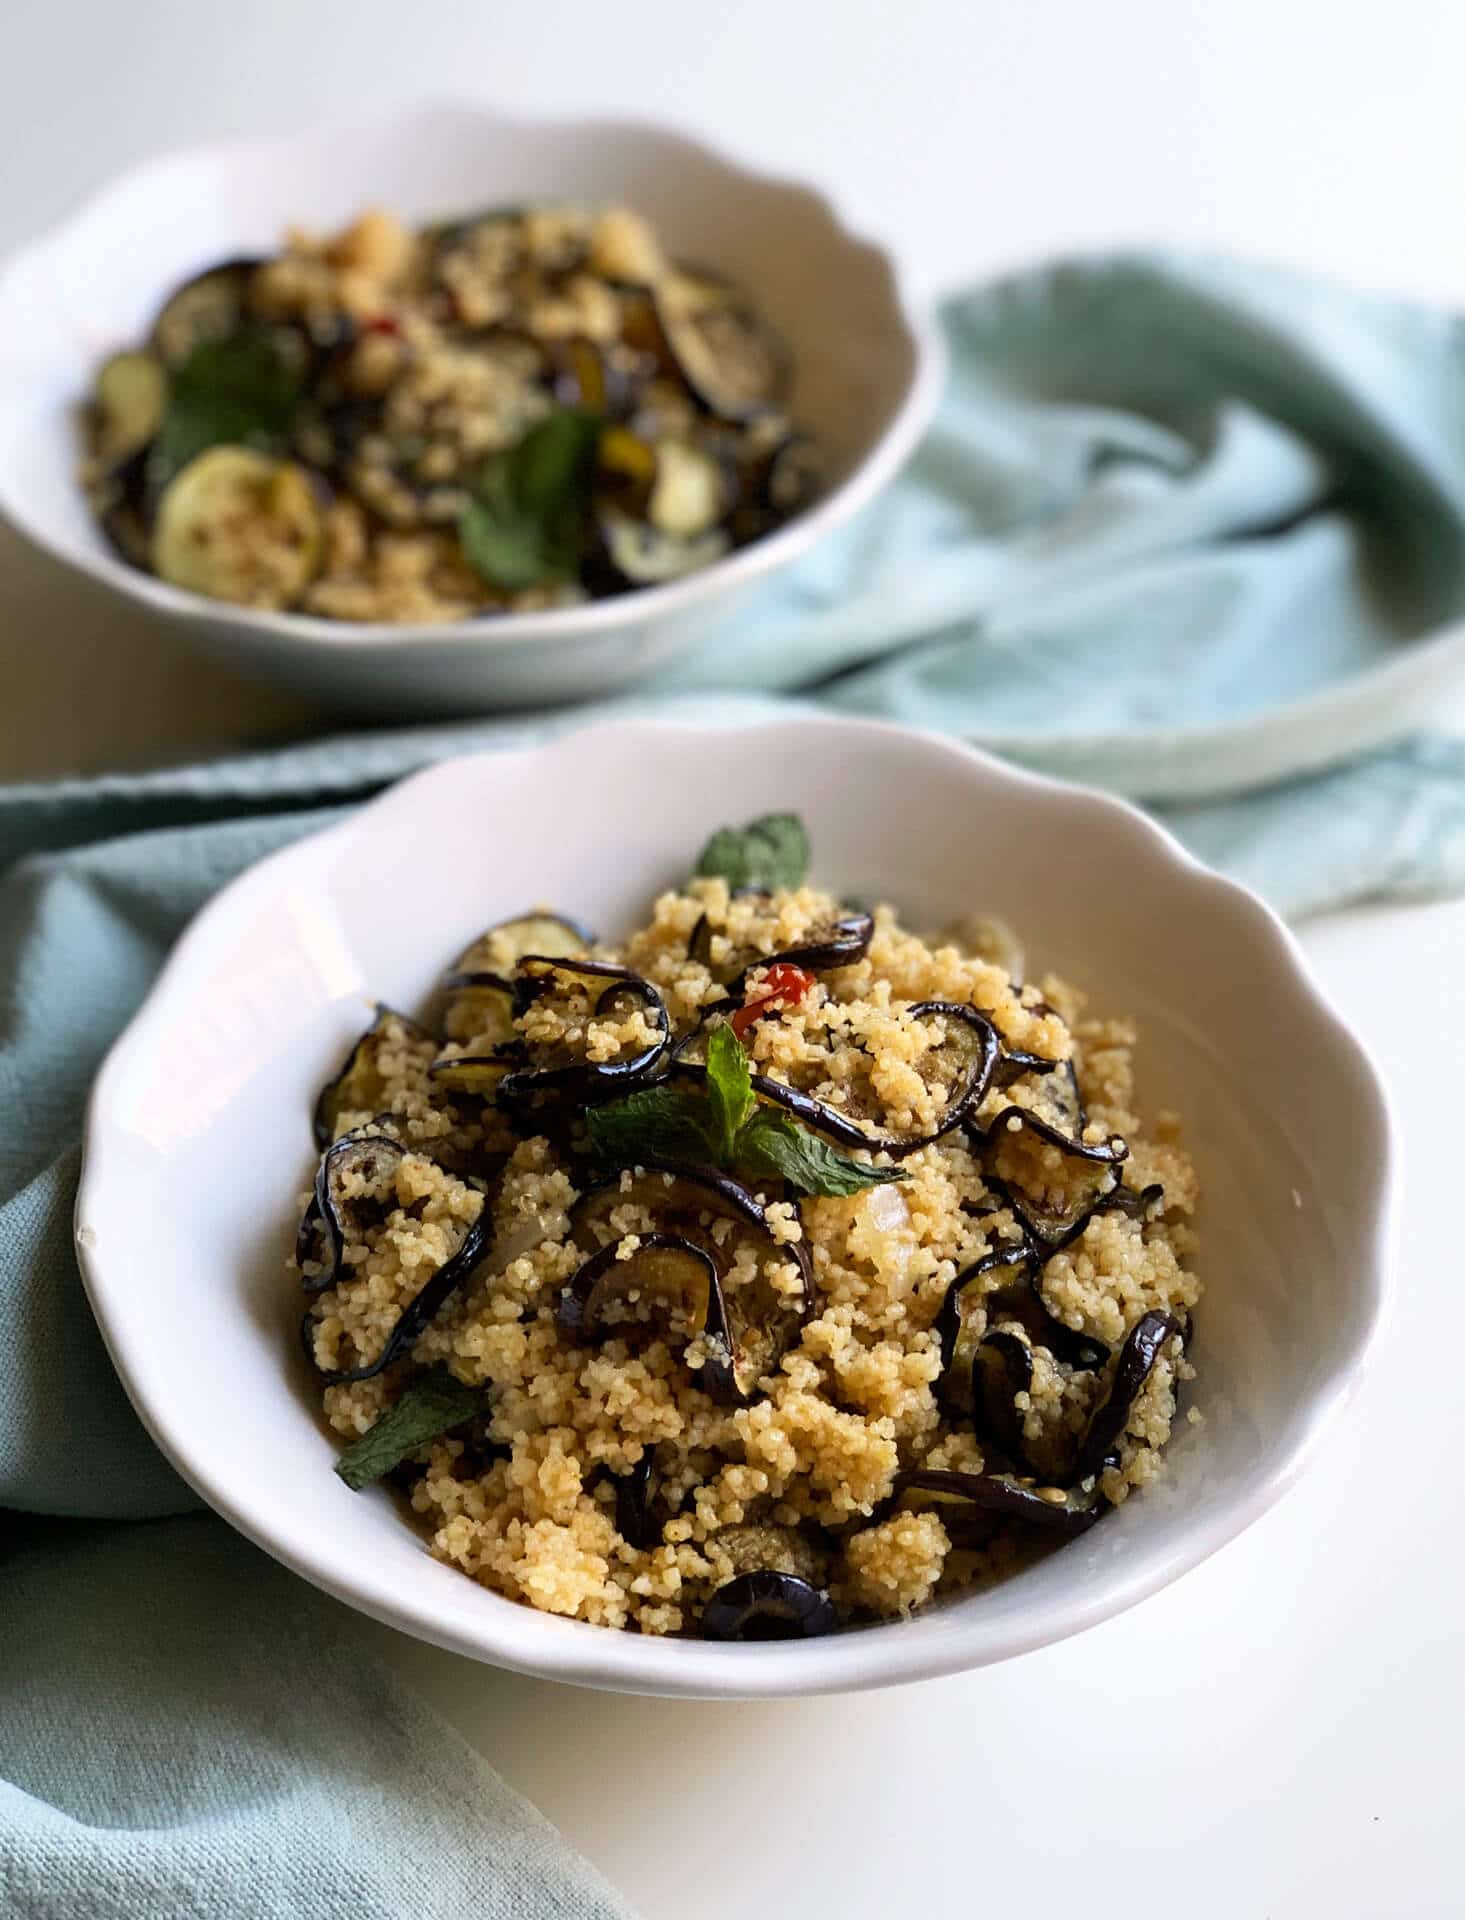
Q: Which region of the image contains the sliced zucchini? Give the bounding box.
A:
[90,351,167,466]
[151,448,322,609]
[151,259,260,366]
[600,507,729,585]
[655,268,787,421]
[647,439,727,539]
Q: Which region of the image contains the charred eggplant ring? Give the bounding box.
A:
[569,1162,815,1404]
[302,1204,492,1387]
[611,1452,660,1550]
[295,1127,408,1292]
[973,1105,1128,1248]
[700,1571,837,1641]
[556,1233,718,1345]
[883,1468,1106,1542]
[451,913,595,976]
[313,1005,431,1150]
[936,1238,1109,1407]
[496,957,670,1102]
[1069,1309,1183,1484]
[711,910,876,1001]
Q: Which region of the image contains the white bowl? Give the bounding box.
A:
[75,716,1394,1698]
[0,105,940,716]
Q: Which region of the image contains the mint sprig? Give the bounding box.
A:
[333,1366,485,1491]
[459,409,602,589]
[586,1025,903,1198]
[694,813,809,892]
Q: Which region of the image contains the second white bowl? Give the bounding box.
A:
[0,104,941,714]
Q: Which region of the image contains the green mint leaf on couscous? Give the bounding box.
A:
[694,813,809,892]
[459,408,603,589]
[586,1083,719,1168]
[149,330,302,490]
[736,1109,906,1197]
[333,1366,485,1491]
[704,1021,755,1158]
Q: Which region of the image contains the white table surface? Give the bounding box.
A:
[2,5,1459,1913]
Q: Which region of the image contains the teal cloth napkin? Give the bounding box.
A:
[8,249,1465,1917]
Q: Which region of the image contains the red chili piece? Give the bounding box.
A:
[364,314,401,336]
[729,963,815,1040]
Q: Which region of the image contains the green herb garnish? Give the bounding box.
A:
[333,1365,485,1491]
[587,1024,903,1198]
[695,813,809,893]
[150,330,301,488]
[459,408,603,589]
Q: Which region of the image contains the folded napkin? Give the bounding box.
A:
[8,250,1465,1918]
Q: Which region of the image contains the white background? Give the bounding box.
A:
[2,5,1460,1914]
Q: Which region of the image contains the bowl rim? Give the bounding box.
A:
[0,100,945,654]
[74,713,1398,1697]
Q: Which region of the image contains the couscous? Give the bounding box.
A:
[80,204,816,620]
[292,814,1201,1640]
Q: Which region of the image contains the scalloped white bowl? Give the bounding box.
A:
[0,105,941,715]
[75,716,1393,1697]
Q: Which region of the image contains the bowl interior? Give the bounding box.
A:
[78,718,1390,1695]
[0,105,918,588]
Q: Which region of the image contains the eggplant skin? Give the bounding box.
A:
[495,960,670,1104]
[675,1000,1000,1160]
[700,1571,837,1641]
[1070,1309,1182,1483]
[556,1232,718,1346]
[300,1172,492,1386]
[612,1452,659,1550]
[884,1468,1105,1540]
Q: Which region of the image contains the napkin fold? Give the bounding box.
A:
[8,249,1465,1918]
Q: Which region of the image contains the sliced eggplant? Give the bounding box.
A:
[762,433,822,519]
[687,1000,1000,1161]
[612,1451,660,1550]
[600,505,729,584]
[686,909,875,996]
[301,1153,491,1386]
[496,956,670,1102]
[450,912,595,977]
[313,1006,432,1150]
[295,1126,409,1293]
[90,350,167,466]
[974,1106,1128,1250]
[569,1162,815,1404]
[151,258,261,365]
[556,1232,717,1345]
[937,1236,1108,1390]
[428,1044,524,1098]
[647,439,728,539]
[440,973,516,1049]
[936,1240,1040,1416]
[701,1571,837,1641]
[1069,1310,1182,1484]
[881,1468,1105,1545]
[655,267,788,421]
[151,447,322,609]
[971,1331,1035,1467]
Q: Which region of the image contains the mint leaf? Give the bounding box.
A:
[150,330,301,489]
[704,1022,754,1158]
[695,813,809,892]
[459,409,602,589]
[586,1083,718,1168]
[737,1110,906,1197]
[334,1366,484,1491]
